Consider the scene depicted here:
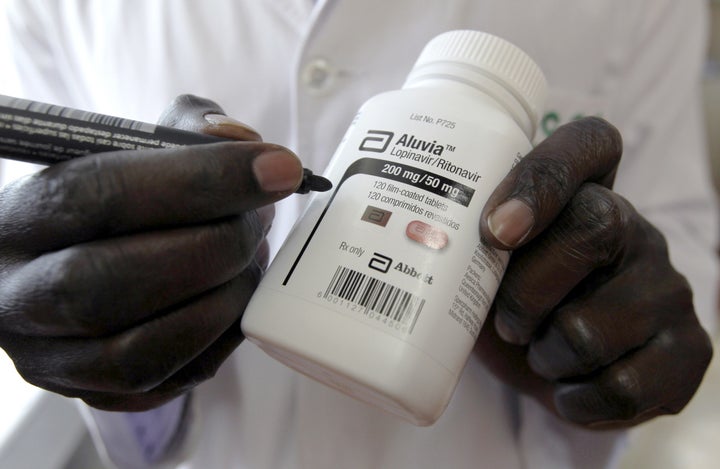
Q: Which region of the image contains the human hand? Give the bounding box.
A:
[474,117,713,429]
[0,95,303,411]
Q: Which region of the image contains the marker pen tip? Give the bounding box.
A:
[296,168,333,194]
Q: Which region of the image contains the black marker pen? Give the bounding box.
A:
[0,94,331,194]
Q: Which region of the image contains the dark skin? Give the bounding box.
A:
[475,117,713,429]
[0,96,287,411]
[0,96,712,429]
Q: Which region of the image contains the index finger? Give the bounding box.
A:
[0,141,302,252]
[158,94,263,142]
[480,117,622,249]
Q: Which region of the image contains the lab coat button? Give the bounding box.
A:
[302,58,335,93]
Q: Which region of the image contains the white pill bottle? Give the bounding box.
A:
[242,30,547,425]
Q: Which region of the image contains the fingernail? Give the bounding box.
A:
[487,199,535,248]
[252,150,303,193]
[204,113,262,140]
[494,314,524,344]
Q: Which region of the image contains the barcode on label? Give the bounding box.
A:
[324,266,424,333]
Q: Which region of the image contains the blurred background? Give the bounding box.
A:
[0,1,719,468]
[619,2,720,464]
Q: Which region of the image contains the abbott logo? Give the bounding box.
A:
[359,130,394,153]
[369,252,393,273]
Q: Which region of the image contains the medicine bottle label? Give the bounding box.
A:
[263,91,531,373]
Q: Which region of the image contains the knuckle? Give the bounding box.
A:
[667,274,695,314]
[102,337,166,393]
[601,366,644,420]
[44,248,84,298]
[553,313,606,372]
[158,96,189,128]
[172,93,202,108]
[493,292,539,341]
[212,214,265,270]
[7,343,81,396]
[562,116,623,165]
[182,217,265,285]
[38,159,123,236]
[45,251,89,326]
[10,357,44,387]
[512,154,575,203]
[657,327,712,414]
[12,364,73,397]
[40,247,110,335]
[560,185,629,265]
[494,294,529,325]
[174,94,218,112]
[160,94,223,129]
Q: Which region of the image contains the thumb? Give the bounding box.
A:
[479,117,622,250]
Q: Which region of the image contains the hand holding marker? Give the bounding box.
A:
[0,94,331,194]
[0,93,326,413]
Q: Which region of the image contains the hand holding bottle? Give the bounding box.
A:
[476,116,713,429]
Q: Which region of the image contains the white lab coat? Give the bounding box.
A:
[1,1,717,468]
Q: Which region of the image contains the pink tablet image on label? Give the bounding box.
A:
[406,221,448,250]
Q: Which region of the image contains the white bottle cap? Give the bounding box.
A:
[404,30,547,138]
